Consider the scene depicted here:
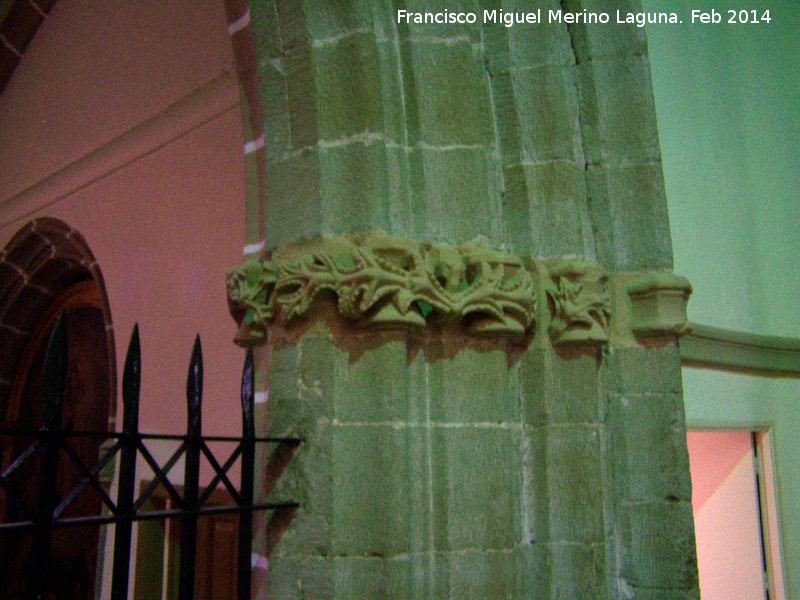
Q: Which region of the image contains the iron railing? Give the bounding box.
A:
[0,313,299,599]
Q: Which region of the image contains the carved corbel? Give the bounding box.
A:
[546,259,611,345]
[627,272,692,337]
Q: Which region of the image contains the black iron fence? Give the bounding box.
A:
[0,314,299,600]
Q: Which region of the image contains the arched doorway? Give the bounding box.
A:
[0,218,115,600]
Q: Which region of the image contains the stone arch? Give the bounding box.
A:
[0,217,117,600]
[0,217,115,419]
[220,0,267,252]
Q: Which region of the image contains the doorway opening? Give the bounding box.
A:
[687,429,786,600]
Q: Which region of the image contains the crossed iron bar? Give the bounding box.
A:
[0,313,300,600]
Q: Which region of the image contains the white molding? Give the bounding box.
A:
[0,69,239,229]
[681,322,800,378]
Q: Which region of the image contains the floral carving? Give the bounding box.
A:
[546,260,611,345]
[227,233,537,340]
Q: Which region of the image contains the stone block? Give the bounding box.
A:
[384,145,415,237]
[410,38,492,146]
[394,147,428,238]
[333,556,413,599]
[522,427,550,544]
[256,57,292,161]
[430,426,521,551]
[521,160,593,258]
[585,162,673,271]
[264,368,304,436]
[298,558,334,599]
[264,556,303,599]
[619,586,701,600]
[375,38,406,145]
[545,425,605,543]
[512,63,582,164]
[333,340,410,423]
[577,56,661,165]
[265,338,336,436]
[268,344,300,374]
[607,392,692,502]
[563,0,647,61]
[403,0,482,40]
[319,141,390,235]
[549,542,606,600]
[298,334,335,390]
[331,424,422,557]
[276,555,334,599]
[302,0,371,39]
[504,1,574,69]
[500,163,531,253]
[264,149,323,247]
[279,23,319,149]
[394,38,422,146]
[601,345,683,395]
[277,339,333,423]
[520,348,601,426]
[435,549,521,598]
[286,66,320,150]
[267,370,300,404]
[420,146,502,244]
[518,543,551,598]
[313,31,382,140]
[488,70,522,167]
[481,15,511,75]
[273,503,334,558]
[426,349,518,424]
[268,423,333,556]
[618,500,699,590]
[247,0,282,57]
[405,427,434,556]
[272,0,312,60]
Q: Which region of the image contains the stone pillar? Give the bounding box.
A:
[227,1,700,598]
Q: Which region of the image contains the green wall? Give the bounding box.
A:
[644,0,800,596]
[645,0,800,337]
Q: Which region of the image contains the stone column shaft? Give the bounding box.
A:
[229,1,699,598]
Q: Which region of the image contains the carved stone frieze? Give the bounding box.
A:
[545,259,612,345]
[226,234,688,350]
[227,233,537,341]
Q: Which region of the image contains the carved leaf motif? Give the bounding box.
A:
[226,235,538,338]
[547,276,611,344]
[226,262,279,335]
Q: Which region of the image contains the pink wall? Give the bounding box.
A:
[0,0,234,200]
[0,0,247,438]
[687,431,766,600]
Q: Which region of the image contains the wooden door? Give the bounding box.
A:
[0,282,111,600]
[134,486,238,600]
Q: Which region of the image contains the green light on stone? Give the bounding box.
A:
[417,300,434,318]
